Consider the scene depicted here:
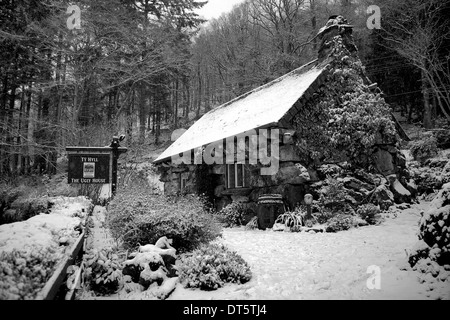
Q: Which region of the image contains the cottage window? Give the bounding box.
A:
[227,163,249,189]
[179,173,189,191]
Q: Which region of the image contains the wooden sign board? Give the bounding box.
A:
[68,154,110,184]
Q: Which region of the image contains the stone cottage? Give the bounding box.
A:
[153,16,410,212]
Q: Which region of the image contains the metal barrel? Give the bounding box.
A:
[257,194,286,230]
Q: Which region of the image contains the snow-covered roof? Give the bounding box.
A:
[154,59,328,164]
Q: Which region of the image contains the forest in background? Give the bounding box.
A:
[0,0,449,177]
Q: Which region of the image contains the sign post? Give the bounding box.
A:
[109,136,126,196]
[66,136,128,197]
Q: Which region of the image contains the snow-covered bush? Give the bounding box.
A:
[409,159,450,196]
[316,177,356,216]
[314,207,335,225]
[409,164,443,195]
[0,183,22,220]
[409,134,439,163]
[0,197,91,300]
[118,237,179,300]
[0,180,49,224]
[179,243,251,291]
[326,214,358,232]
[107,185,221,253]
[217,202,249,227]
[83,248,124,296]
[418,183,450,265]
[5,197,50,223]
[408,240,430,267]
[0,247,60,300]
[356,204,382,225]
[409,183,450,267]
[316,164,344,178]
[310,177,359,226]
[435,128,450,149]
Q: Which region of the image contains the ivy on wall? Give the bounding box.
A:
[293,36,399,169]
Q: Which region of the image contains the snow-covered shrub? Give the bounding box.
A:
[326,214,357,232]
[435,128,450,149]
[179,243,251,291]
[314,207,335,225]
[83,248,124,296]
[0,181,49,224]
[316,164,344,179]
[0,183,22,212]
[408,240,430,267]
[408,163,443,195]
[316,177,355,216]
[107,184,221,253]
[0,247,60,300]
[356,204,382,225]
[409,183,450,267]
[409,134,439,163]
[9,197,50,221]
[417,183,450,265]
[217,202,248,227]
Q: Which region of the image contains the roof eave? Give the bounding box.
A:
[152,122,281,165]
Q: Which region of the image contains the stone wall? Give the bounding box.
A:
[157,130,314,213]
[158,164,198,195]
[209,136,314,212]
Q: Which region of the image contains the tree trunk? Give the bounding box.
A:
[184,77,190,117]
[24,83,33,174]
[138,84,147,143]
[127,87,135,145]
[174,79,179,128]
[310,0,317,51]
[422,70,432,129]
[0,75,8,176]
[8,81,17,175]
[431,94,437,128]
[196,63,202,118]
[17,86,26,175]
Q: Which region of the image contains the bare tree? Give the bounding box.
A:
[381,0,450,128]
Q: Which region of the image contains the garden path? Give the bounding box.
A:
[169,201,450,300]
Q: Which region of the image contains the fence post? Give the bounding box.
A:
[109,136,127,197]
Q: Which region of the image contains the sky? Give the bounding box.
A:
[196,0,247,20]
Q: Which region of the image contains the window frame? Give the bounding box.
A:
[179,173,189,191]
[226,163,247,189]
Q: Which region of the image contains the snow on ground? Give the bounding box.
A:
[48,196,92,220]
[88,206,116,250]
[169,201,450,300]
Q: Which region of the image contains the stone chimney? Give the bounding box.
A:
[317,15,358,61]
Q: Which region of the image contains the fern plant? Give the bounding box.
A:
[275,212,304,228]
[275,206,307,228]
